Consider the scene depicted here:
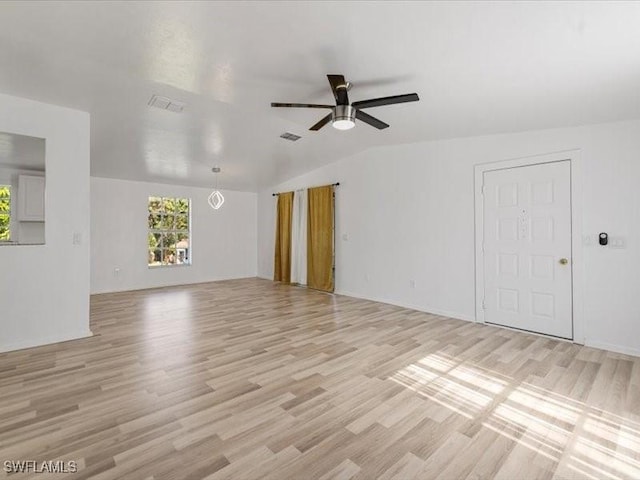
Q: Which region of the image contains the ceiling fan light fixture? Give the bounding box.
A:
[332,119,355,130]
[332,105,356,130]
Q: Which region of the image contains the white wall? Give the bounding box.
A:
[91,177,257,294]
[258,118,640,356]
[0,93,91,353]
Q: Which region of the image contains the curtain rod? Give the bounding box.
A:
[272,182,340,196]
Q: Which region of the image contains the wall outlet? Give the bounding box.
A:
[409,280,416,289]
[72,232,82,245]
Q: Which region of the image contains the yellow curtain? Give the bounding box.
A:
[274,191,294,282]
[307,185,334,292]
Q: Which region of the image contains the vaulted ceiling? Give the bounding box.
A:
[1,1,640,191]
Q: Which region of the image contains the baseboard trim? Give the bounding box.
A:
[254,280,475,322]
[584,340,640,358]
[335,289,475,323]
[0,329,94,354]
[91,275,259,295]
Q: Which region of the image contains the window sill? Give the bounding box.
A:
[148,263,192,269]
[0,241,45,246]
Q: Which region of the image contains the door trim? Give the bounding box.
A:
[474,150,584,344]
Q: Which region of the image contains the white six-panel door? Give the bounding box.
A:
[482,160,572,339]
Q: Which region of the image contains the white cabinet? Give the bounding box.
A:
[18,175,45,222]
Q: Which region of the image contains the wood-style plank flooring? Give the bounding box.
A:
[1,278,639,479]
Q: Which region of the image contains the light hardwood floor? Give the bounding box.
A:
[1,278,639,479]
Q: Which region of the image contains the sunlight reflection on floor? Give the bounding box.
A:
[142,290,194,360]
[391,352,640,479]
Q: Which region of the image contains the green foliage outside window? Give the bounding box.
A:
[0,186,11,241]
[148,196,190,266]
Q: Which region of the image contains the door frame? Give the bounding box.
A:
[474,150,585,344]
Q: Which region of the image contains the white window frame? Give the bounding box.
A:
[147,196,192,268]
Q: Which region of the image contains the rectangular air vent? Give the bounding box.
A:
[280,132,301,142]
[148,95,186,113]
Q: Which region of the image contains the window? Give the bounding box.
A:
[0,185,11,241]
[148,197,191,267]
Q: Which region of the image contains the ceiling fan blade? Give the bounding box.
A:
[327,74,349,106]
[271,102,334,109]
[309,113,333,131]
[352,93,419,109]
[355,110,389,130]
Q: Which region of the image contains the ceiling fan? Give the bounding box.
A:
[271,74,419,131]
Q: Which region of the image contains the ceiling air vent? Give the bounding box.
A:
[148,95,186,113]
[280,132,301,142]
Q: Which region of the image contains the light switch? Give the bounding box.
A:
[609,236,626,249]
[72,233,82,245]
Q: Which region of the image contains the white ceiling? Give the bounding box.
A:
[1,1,640,191]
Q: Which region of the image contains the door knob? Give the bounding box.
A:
[559,258,569,265]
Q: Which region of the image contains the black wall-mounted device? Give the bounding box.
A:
[599,232,608,246]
